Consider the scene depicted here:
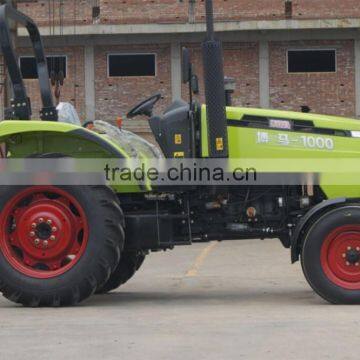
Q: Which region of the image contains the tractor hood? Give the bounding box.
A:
[227,107,360,132]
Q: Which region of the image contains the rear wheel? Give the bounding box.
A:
[96,251,146,294]
[301,205,360,304]
[0,185,124,307]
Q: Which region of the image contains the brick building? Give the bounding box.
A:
[2,0,360,140]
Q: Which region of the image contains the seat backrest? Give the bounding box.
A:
[149,101,191,158]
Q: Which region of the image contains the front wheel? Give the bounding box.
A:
[0,185,124,307]
[301,205,360,304]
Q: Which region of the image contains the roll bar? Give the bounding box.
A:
[0,4,57,121]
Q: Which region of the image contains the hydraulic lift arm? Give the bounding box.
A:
[0,4,57,121]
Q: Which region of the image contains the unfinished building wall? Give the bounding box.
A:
[18,0,360,26]
[181,42,260,108]
[16,46,86,120]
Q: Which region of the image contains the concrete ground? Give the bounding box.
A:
[0,240,359,360]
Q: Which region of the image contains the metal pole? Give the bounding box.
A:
[205,0,214,40]
[2,0,17,111]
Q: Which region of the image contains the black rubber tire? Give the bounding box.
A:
[0,185,124,307]
[301,205,360,304]
[96,252,146,294]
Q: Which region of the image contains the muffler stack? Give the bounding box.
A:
[202,0,229,158]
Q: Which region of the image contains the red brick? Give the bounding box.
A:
[99,0,188,24]
[94,44,172,122]
[5,2,360,125]
[269,40,355,116]
[16,46,86,120]
[181,43,260,108]
[18,0,93,27]
[18,0,360,26]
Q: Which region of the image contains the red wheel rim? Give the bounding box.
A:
[321,225,360,290]
[0,186,89,279]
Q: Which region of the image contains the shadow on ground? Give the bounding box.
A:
[85,288,325,307]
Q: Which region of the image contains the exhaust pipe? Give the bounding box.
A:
[202,0,228,158]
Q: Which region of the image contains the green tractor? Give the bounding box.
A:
[1,1,360,307]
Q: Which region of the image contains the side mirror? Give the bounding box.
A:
[182,47,191,84]
[191,75,199,94]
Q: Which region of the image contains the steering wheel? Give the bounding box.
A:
[127,93,162,119]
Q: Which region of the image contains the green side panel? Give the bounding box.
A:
[226,107,360,131]
[229,127,360,198]
[227,127,360,159]
[0,121,146,193]
[201,106,360,199]
[0,120,78,136]
[201,105,209,158]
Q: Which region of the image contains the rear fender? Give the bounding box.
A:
[0,121,128,158]
[0,121,147,193]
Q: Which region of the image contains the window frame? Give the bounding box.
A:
[107,52,157,78]
[19,54,68,80]
[286,48,337,74]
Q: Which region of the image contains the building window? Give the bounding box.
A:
[287,49,336,73]
[108,54,156,77]
[19,55,67,79]
[92,6,100,19]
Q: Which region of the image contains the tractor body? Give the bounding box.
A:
[1,1,360,306]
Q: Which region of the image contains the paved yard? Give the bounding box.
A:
[0,239,359,360]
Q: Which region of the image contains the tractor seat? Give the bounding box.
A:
[149,99,191,158]
[163,99,188,114]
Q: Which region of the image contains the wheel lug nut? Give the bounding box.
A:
[50,235,56,241]
[47,219,52,225]
[39,218,44,223]
[43,240,48,247]
[342,253,346,258]
[34,239,40,245]
[357,247,360,251]
[346,261,350,266]
[29,231,35,237]
[51,227,57,233]
[356,263,359,267]
[347,246,352,251]
[31,223,36,229]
